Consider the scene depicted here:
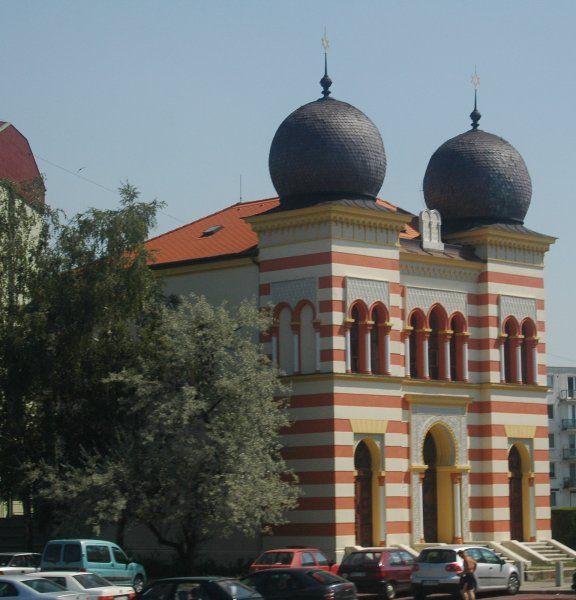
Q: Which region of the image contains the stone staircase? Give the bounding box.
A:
[522,540,574,562]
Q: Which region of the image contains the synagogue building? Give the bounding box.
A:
[146,67,555,558]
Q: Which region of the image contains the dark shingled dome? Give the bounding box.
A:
[423,129,532,227]
[269,97,386,209]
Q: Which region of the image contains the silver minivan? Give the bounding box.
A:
[410,545,520,599]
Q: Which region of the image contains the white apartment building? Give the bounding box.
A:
[548,366,576,507]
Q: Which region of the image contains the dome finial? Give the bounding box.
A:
[470,65,481,130]
[320,28,332,98]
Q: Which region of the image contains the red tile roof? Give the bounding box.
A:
[0,122,45,205]
[146,197,419,268]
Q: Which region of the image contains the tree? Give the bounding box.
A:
[34,295,299,570]
[0,181,162,542]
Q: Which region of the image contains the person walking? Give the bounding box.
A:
[457,549,477,600]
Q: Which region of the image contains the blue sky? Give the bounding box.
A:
[2,1,575,366]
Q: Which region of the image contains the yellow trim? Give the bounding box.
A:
[444,225,556,251]
[151,257,254,277]
[400,253,483,270]
[350,419,388,434]
[505,425,537,439]
[405,393,471,408]
[247,202,411,233]
[410,464,428,472]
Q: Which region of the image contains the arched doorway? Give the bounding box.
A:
[422,433,438,541]
[422,424,456,543]
[354,441,373,546]
[509,445,525,541]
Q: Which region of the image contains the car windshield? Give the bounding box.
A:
[254,552,293,565]
[215,580,259,599]
[418,549,457,563]
[0,555,15,567]
[74,574,112,588]
[23,579,67,593]
[308,571,343,585]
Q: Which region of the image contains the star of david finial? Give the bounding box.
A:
[320,28,332,98]
[470,65,482,130]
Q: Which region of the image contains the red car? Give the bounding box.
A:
[337,548,414,599]
[249,548,336,574]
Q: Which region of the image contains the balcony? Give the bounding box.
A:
[559,389,576,401]
[563,447,576,460]
[562,419,576,430]
[564,477,576,489]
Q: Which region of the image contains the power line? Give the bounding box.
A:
[36,155,187,224]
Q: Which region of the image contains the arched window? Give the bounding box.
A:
[408,311,426,378]
[277,305,294,374]
[503,318,519,383]
[521,319,537,384]
[298,302,316,374]
[370,305,388,374]
[450,313,467,382]
[428,307,447,380]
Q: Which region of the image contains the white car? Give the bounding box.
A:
[39,572,136,600]
[0,553,42,574]
[0,574,84,600]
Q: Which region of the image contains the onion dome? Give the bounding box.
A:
[423,103,531,228]
[0,121,45,205]
[269,60,386,209]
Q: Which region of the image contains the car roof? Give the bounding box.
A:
[348,547,396,553]
[150,577,233,583]
[39,571,98,577]
[248,568,324,574]
[0,552,39,556]
[419,545,487,551]
[0,575,49,581]
[258,548,320,553]
[45,540,114,545]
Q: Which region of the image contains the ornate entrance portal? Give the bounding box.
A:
[354,441,373,546]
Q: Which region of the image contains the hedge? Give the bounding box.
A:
[551,508,576,549]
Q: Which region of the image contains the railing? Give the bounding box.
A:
[562,447,576,460]
[563,477,576,489]
[559,389,576,401]
[562,419,576,430]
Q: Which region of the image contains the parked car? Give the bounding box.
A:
[41,540,146,593]
[0,553,42,574]
[242,568,357,600]
[0,574,85,600]
[337,548,414,599]
[248,548,335,573]
[410,545,521,599]
[138,576,262,600]
[40,571,136,600]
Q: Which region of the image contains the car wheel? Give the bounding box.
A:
[133,575,145,594]
[383,581,396,599]
[506,573,520,595]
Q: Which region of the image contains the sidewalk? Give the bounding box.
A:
[520,578,574,594]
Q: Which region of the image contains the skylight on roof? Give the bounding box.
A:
[201,225,223,237]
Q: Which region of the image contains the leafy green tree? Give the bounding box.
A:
[0,181,162,543]
[36,296,299,569]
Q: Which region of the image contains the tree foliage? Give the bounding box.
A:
[35,296,298,569]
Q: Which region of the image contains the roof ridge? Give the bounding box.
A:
[146,196,279,244]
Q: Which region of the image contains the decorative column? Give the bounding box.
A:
[451,472,463,543]
[499,334,507,383]
[382,322,392,375]
[418,471,426,542]
[528,473,537,541]
[527,336,539,384]
[378,472,387,545]
[440,330,452,381]
[403,327,413,378]
[511,335,524,383]
[460,332,470,382]
[362,321,374,374]
[313,320,321,372]
[344,319,353,373]
[291,321,300,374]
[420,329,431,380]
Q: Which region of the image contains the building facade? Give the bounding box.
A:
[146,69,555,559]
[547,367,576,508]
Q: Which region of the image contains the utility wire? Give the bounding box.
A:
[36,155,187,224]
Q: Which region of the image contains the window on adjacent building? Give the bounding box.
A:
[551,491,557,507]
[547,374,554,388]
[549,433,555,449]
[549,462,556,478]
[569,376,576,399]
[548,404,554,419]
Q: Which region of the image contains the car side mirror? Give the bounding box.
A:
[328,560,335,567]
[500,558,505,565]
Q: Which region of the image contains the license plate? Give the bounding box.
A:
[349,572,365,577]
[115,596,128,600]
[423,580,439,586]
